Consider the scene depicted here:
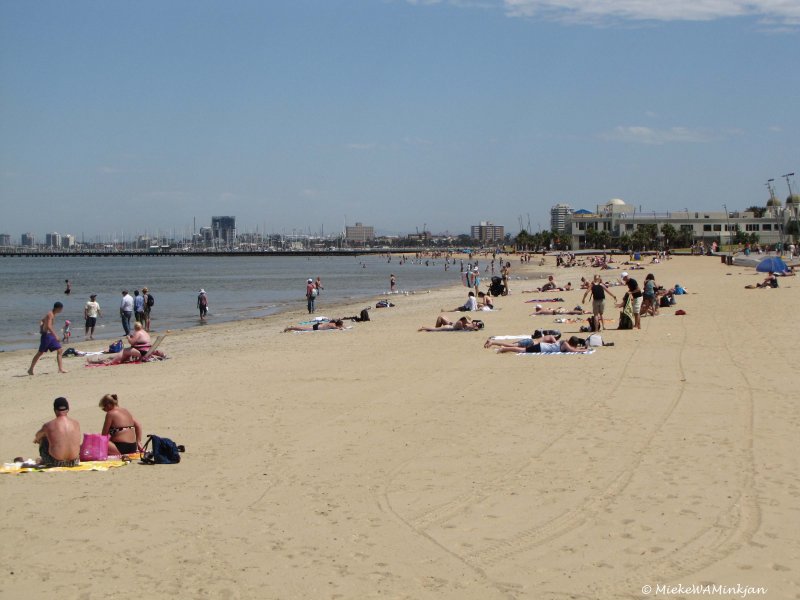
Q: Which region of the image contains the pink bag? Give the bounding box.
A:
[80,433,110,461]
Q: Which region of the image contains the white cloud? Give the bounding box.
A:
[768,125,783,132]
[600,125,717,144]
[503,0,800,26]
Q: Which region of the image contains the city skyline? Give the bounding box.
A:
[1,1,798,237]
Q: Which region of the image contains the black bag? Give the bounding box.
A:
[618,311,634,330]
[147,293,155,307]
[141,435,185,464]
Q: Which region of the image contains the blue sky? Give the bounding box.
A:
[1,0,797,240]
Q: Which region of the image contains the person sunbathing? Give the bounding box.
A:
[88,323,164,365]
[284,319,345,332]
[477,292,494,310]
[531,305,589,315]
[484,329,561,349]
[419,315,483,332]
[442,292,478,312]
[99,393,143,455]
[495,335,588,354]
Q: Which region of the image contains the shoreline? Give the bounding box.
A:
[0,255,555,354]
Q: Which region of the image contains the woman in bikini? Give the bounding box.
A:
[99,393,143,455]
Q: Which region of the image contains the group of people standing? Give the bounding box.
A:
[119,288,154,335]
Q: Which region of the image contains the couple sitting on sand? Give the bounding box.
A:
[31,394,143,467]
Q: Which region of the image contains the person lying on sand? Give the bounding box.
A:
[419,315,484,332]
[495,335,588,354]
[484,329,562,350]
[284,319,345,332]
[530,305,590,316]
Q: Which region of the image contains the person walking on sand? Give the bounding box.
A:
[84,293,101,339]
[197,289,209,321]
[29,302,68,375]
[306,278,317,314]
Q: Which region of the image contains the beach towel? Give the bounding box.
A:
[290,326,352,333]
[517,348,595,356]
[618,295,635,330]
[1,457,135,475]
[525,298,565,303]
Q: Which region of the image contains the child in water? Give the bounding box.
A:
[62,320,72,343]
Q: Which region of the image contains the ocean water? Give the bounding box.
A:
[0,254,466,351]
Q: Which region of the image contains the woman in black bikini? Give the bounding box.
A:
[99,393,143,456]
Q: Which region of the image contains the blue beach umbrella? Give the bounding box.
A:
[756,256,787,273]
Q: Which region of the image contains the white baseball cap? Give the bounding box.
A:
[621,271,629,278]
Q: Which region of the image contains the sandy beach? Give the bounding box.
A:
[1,255,798,599]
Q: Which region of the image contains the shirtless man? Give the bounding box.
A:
[33,397,81,467]
[29,302,67,375]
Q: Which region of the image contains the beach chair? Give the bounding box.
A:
[140,334,166,362]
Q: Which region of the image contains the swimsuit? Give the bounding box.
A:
[39,439,80,468]
[108,425,135,436]
[113,441,138,454]
[38,332,61,353]
[312,323,320,331]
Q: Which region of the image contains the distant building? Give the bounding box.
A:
[550,204,573,233]
[345,222,375,244]
[565,198,796,249]
[21,233,35,247]
[45,232,61,248]
[0,234,11,247]
[211,216,236,247]
[470,221,505,244]
[62,234,75,249]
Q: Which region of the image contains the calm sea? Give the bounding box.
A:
[0,254,466,352]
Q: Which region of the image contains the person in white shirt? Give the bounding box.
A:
[119,290,134,335]
[84,294,101,339]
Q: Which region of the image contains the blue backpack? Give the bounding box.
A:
[141,435,185,464]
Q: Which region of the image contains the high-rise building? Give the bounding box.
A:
[345,222,375,244]
[550,204,573,232]
[0,234,11,247]
[211,216,236,247]
[62,234,75,249]
[470,221,505,243]
[45,232,62,248]
[21,233,35,247]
